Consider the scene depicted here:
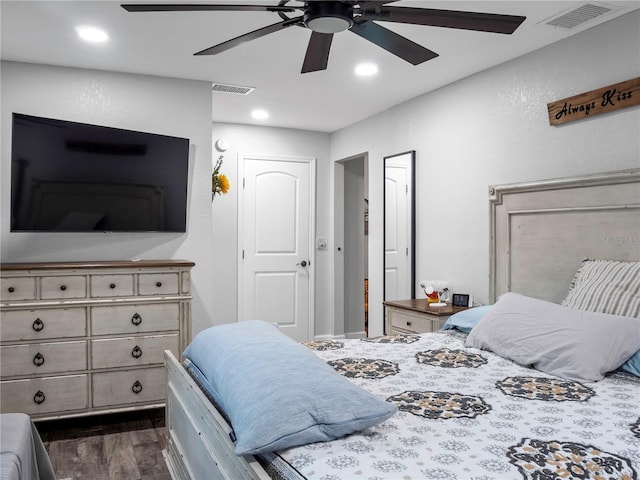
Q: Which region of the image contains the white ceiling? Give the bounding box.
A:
[1,1,638,132]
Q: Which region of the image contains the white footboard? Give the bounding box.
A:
[164,350,270,480]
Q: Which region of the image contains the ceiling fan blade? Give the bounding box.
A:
[357,0,400,7]
[195,17,303,56]
[121,4,298,13]
[361,7,526,34]
[301,32,333,73]
[350,21,438,65]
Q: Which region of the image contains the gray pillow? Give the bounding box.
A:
[465,292,640,381]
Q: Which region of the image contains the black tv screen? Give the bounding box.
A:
[10,113,190,232]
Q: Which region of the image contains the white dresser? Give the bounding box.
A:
[0,260,194,420]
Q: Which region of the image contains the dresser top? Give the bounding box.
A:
[1,259,195,271]
[384,299,468,316]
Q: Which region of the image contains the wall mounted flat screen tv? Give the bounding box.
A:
[10,113,190,232]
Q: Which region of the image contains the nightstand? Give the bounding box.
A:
[384,299,468,335]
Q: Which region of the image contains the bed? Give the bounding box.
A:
[163,168,640,480]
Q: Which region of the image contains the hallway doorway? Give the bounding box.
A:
[334,154,368,338]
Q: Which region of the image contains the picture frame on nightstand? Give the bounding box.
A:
[452,293,472,307]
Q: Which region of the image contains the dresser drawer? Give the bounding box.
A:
[1,341,87,377]
[389,309,447,334]
[90,274,134,298]
[138,273,179,296]
[1,307,86,342]
[41,275,86,300]
[92,366,165,407]
[1,277,36,301]
[91,334,179,369]
[91,303,180,335]
[1,375,88,415]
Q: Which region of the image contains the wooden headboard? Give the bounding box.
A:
[489,169,640,303]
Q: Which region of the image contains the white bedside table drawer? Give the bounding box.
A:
[389,309,446,334]
[385,300,466,335]
[390,310,430,333]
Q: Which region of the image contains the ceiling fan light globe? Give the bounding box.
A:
[306,16,352,33]
[304,2,354,34]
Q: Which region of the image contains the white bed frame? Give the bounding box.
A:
[164,351,270,480]
[164,168,640,480]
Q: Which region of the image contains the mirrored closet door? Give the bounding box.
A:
[383,150,415,302]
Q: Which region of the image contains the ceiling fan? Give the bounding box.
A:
[121,1,526,74]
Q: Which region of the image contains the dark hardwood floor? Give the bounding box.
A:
[36,408,171,480]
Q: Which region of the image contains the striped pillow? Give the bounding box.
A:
[561,259,640,318]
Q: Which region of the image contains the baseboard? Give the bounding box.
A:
[312,330,367,341]
[344,330,367,339]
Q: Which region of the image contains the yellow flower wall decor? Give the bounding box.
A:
[212,156,230,198]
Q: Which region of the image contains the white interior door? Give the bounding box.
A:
[239,154,315,342]
[384,159,411,301]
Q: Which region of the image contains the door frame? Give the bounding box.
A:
[237,153,316,339]
[383,150,416,307]
[333,153,369,339]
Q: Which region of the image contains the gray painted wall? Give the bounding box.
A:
[331,9,640,336]
[0,62,215,336]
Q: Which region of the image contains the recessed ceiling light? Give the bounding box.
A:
[75,26,109,43]
[355,63,378,76]
[251,109,269,120]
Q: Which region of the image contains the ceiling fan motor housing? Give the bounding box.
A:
[304,1,354,33]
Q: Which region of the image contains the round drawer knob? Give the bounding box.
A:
[32,318,45,332]
[156,281,162,287]
[33,352,45,367]
[131,345,143,359]
[33,390,46,405]
[8,287,15,293]
[60,285,67,291]
[132,381,143,394]
[109,283,116,289]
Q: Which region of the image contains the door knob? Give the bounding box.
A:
[296,260,309,267]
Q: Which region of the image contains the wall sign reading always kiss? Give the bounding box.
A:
[547,77,639,126]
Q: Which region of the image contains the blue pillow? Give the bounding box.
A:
[621,350,640,377]
[183,320,397,455]
[441,305,492,333]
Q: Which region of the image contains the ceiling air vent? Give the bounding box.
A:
[212,83,255,95]
[542,3,617,29]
